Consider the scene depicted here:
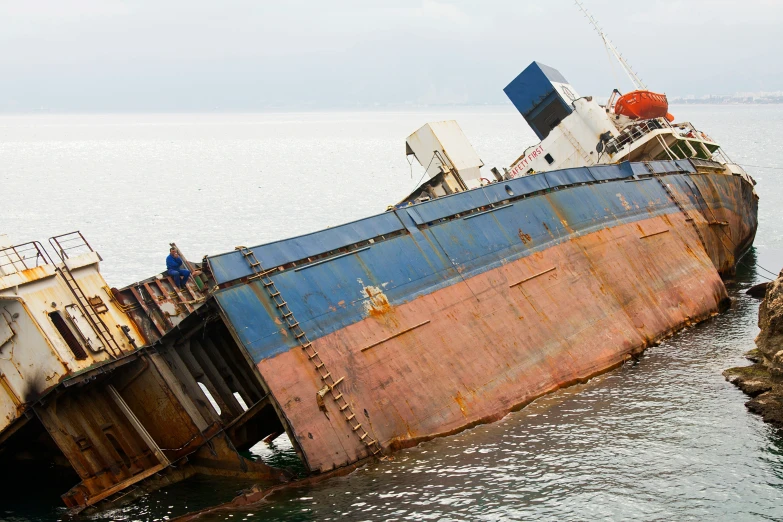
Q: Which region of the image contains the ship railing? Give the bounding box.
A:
[710,148,733,165]
[0,241,51,275]
[49,231,94,262]
[607,118,718,156]
[668,122,717,143]
[606,118,665,154]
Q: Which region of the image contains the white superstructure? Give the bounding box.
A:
[402,61,753,203]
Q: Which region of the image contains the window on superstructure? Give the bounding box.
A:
[545,154,555,165]
[48,311,88,360]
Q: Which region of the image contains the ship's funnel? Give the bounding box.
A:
[504,62,580,140]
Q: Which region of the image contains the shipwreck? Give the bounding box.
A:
[0,60,758,512]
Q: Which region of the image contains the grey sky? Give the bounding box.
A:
[1,0,781,111]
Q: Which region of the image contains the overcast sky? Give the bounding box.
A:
[1,0,781,111]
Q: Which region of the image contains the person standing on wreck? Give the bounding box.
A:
[166,247,190,288]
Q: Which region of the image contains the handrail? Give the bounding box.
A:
[606,118,718,157]
[0,241,51,273]
[48,231,94,261]
[606,119,666,154]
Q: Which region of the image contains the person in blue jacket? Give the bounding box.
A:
[166,247,191,288]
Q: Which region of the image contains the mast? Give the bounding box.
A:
[574,0,647,91]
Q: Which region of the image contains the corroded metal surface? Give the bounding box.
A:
[207,165,757,473]
[257,210,730,471]
[0,160,757,513]
[113,244,211,345]
[0,234,288,513]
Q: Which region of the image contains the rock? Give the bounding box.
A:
[744,348,762,363]
[756,274,783,364]
[725,268,783,428]
[746,393,783,427]
[746,282,769,299]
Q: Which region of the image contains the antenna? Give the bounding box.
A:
[574,0,647,91]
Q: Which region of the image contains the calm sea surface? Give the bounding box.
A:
[1,106,783,521]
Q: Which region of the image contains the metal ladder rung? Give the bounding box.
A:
[238,249,381,460]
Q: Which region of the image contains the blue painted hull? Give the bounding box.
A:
[208,160,755,364]
[204,159,757,471]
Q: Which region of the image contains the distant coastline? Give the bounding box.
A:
[670,94,783,105]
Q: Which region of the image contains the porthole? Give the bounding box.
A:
[505,185,514,196]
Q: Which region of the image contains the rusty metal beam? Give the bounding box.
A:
[106,384,169,466]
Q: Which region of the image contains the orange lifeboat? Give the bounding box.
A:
[614,90,674,121]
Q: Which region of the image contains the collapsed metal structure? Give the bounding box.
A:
[0,233,288,512]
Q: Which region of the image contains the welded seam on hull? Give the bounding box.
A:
[509,267,557,288]
[360,320,431,352]
[462,203,513,220]
[640,230,669,239]
[293,247,372,272]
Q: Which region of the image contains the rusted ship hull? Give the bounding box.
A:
[203,160,757,473]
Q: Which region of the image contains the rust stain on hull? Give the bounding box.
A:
[259,209,735,473]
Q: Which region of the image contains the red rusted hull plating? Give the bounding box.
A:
[259,209,733,472]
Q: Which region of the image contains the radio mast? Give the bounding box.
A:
[574,0,647,91]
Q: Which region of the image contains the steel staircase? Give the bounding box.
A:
[235,246,384,458]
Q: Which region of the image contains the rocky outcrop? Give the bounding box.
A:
[725,269,783,427]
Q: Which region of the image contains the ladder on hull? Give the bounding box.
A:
[235,247,383,458]
[57,265,123,358]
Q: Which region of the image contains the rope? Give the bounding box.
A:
[739,259,774,282]
[738,164,783,171]
[409,151,439,194]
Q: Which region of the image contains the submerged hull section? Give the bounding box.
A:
[207,160,757,472]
